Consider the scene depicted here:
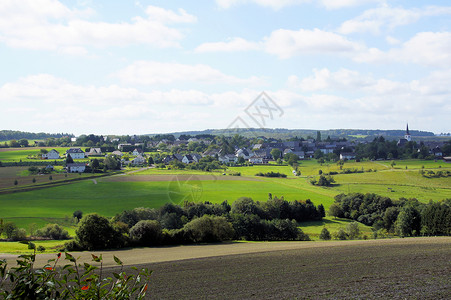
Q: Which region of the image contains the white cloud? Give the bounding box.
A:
[0,1,196,53]
[264,28,364,59]
[338,5,451,35]
[216,0,310,10]
[356,31,451,67]
[320,0,382,10]
[112,61,264,86]
[216,0,381,10]
[195,37,261,53]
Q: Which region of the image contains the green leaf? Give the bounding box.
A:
[65,253,76,262]
[113,256,123,265]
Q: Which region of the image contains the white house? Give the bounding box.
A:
[132,155,146,165]
[132,148,143,156]
[340,152,356,160]
[182,154,195,164]
[292,151,305,160]
[66,148,85,159]
[111,150,123,157]
[236,148,251,160]
[219,154,238,164]
[86,148,102,156]
[66,163,86,173]
[249,156,264,164]
[42,149,60,160]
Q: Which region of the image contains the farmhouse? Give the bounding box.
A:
[66,148,85,159]
[111,150,123,157]
[66,163,86,173]
[42,149,60,160]
[219,154,238,164]
[182,154,195,164]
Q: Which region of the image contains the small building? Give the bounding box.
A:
[66,148,85,159]
[431,146,443,157]
[132,148,144,156]
[111,150,123,157]
[42,149,60,160]
[182,154,195,164]
[66,163,86,173]
[132,155,146,165]
[219,154,238,164]
[86,148,102,157]
[340,152,356,160]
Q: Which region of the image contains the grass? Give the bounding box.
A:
[226,165,296,178]
[299,217,373,240]
[0,240,66,254]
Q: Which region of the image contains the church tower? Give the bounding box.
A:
[405,123,411,142]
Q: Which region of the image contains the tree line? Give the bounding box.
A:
[328,193,451,237]
[65,196,324,250]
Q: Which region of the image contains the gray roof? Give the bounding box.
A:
[66,148,84,154]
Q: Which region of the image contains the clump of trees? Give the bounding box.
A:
[328,192,451,237]
[65,196,323,251]
[255,171,287,178]
[310,175,335,186]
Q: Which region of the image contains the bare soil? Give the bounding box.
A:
[2,237,449,299]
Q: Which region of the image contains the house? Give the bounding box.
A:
[236,148,251,160]
[66,163,86,173]
[112,150,123,157]
[132,155,146,165]
[443,157,451,163]
[192,154,202,163]
[86,148,102,157]
[45,165,54,171]
[42,149,60,160]
[163,154,183,164]
[182,154,194,164]
[340,152,356,160]
[291,151,305,160]
[249,154,266,164]
[66,148,85,159]
[132,148,144,156]
[219,154,238,164]
[431,146,443,157]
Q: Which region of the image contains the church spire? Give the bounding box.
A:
[405,123,411,141]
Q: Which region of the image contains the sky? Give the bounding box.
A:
[0,0,450,136]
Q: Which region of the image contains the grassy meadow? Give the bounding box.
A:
[1,151,450,252]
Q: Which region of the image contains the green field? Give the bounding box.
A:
[0,147,85,162]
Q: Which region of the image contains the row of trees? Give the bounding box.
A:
[66,197,324,250]
[328,193,451,236]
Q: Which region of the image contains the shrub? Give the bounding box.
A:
[319,227,331,240]
[36,224,70,240]
[334,228,348,240]
[129,220,162,246]
[75,214,125,250]
[183,215,234,243]
[37,245,46,252]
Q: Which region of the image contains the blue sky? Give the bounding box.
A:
[0,0,450,135]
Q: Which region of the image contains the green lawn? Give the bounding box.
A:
[0,240,66,254]
[299,217,373,240]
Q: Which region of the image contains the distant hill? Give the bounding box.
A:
[0,130,74,141]
[157,128,436,140]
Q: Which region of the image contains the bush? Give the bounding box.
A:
[319,227,331,240]
[183,215,234,243]
[75,214,125,250]
[36,224,69,240]
[129,220,162,246]
[334,228,348,240]
[255,172,287,178]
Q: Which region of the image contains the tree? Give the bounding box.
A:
[75,214,123,250]
[66,154,74,164]
[36,224,69,240]
[9,139,20,147]
[18,139,29,147]
[390,160,396,168]
[148,156,154,165]
[328,203,343,219]
[334,228,348,240]
[284,153,299,166]
[4,222,17,239]
[73,210,83,222]
[129,220,162,246]
[395,206,421,237]
[345,222,360,239]
[270,148,281,160]
[319,227,331,240]
[237,156,245,165]
[316,131,321,142]
[183,215,234,243]
[91,159,100,170]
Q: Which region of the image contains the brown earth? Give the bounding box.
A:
[2,237,450,299]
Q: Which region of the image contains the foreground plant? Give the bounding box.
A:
[0,245,151,299]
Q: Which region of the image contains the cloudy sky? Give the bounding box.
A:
[1,0,450,135]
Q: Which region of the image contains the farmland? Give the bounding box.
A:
[0,146,450,249]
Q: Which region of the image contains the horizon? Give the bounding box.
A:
[1,1,450,135]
